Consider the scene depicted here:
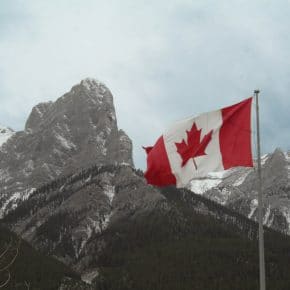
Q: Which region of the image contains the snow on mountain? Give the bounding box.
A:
[285,151,290,179]
[0,125,14,147]
[190,149,290,235]
[190,178,222,195]
[190,166,252,195]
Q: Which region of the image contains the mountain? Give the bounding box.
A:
[93,187,290,290]
[0,78,133,217]
[4,169,290,289]
[190,148,290,234]
[3,164,164,275]
[2,78,290,289]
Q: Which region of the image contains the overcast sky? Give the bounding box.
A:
[1,0,290,169]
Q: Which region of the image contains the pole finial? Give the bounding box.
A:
[254,89,260,94]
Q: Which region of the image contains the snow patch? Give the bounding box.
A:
[190,178,222,194]
[105,126,112,134]
[110,112,116,121]
[190,168,246,195]
[284,151,290,162]
[103,185,115,203]
[81,269,99,284]
[248,199,258,219]
[88,212,113,234]
[55,133,76,150]
[0,188,35,218]
[120,162,131,166]
[219,188,232,205]
[233,170,251,186]
[35,106,44,118]
[207,170,229,179]
[284,152,290,178]
[261,154,269,165]
[85,175,92,183]
[281,207,290,234]
[263,206,271,225]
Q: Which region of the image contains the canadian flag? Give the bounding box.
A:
[144,97,253,188]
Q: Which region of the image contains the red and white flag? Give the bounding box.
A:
[144,97,253,188]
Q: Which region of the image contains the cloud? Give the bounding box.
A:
[0,0,290,169]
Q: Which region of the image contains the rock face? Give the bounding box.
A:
[0,78,133,217]
[190,148,290,234]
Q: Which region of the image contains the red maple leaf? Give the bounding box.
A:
[175,123,213,168]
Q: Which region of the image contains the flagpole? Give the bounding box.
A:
[254,89,266,290]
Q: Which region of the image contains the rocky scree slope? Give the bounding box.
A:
[0,78,133,217]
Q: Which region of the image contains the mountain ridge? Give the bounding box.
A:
[190,148,290,234]
[0,78,133,218]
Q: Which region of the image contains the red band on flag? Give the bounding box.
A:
[220,97,253,169]
[144,136,176,186]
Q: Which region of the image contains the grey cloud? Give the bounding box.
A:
[0,0,290,169]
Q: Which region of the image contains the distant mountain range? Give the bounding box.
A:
[191,148,290,234]
[1,78,290,289]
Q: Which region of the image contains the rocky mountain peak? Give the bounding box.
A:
[271,147,285,159]
[80,77,106,90]
[0,78,133,216]
[66,78,114,107]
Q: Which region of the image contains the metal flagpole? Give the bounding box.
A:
[254,89,266,290]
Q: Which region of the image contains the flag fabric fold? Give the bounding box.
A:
[144,97,253,188]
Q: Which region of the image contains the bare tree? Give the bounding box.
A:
[24,281,30,289]
[0,237,20,288]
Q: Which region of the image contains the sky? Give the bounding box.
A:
[1,0,290,169]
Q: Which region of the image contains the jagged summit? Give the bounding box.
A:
[0,79,133,216]
[80,77,106,88]
[25,78,114,134]
[66,78,112,104]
